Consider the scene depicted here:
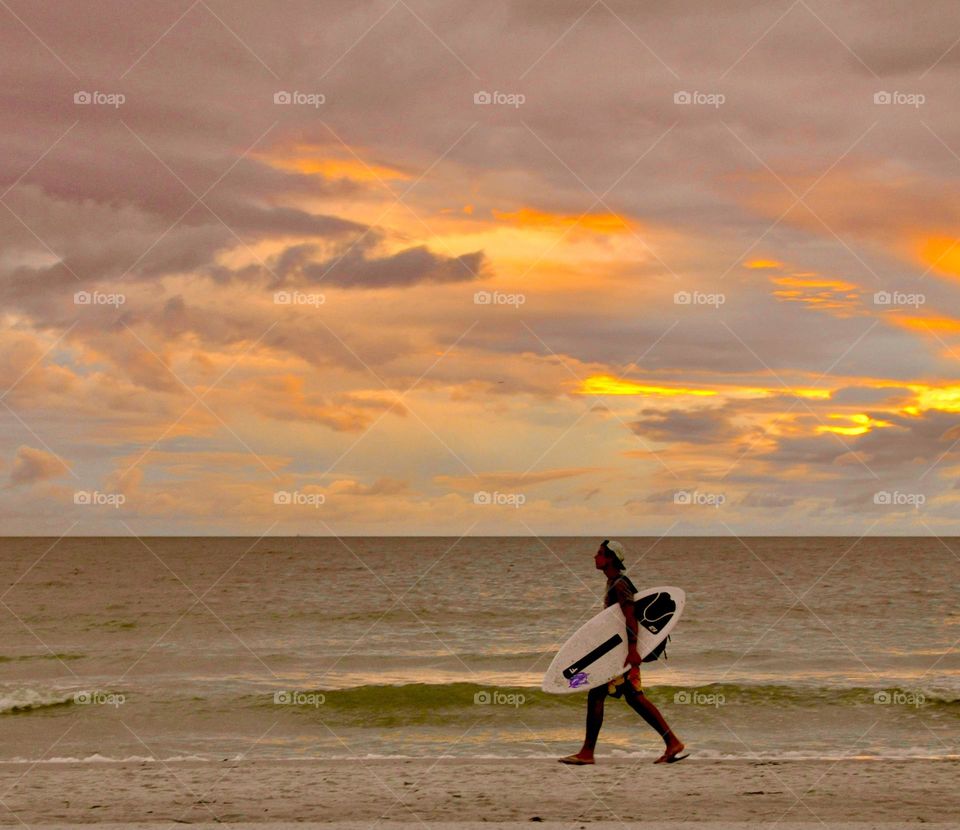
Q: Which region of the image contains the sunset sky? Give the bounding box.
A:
[3,0,960,535]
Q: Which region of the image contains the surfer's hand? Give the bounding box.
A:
[625,646,641,668]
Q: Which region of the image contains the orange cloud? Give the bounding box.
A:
[912,384,960,413]
[816,413,891,436]
[258,143,410,182]
[435,467,602,491]
[9,445,71,486]
[826,380,960,416]
[773,275,857,291]
[577,375,716,397]
[890,315,960,334]
[733,386,832,400]
[578,375,836,401]
[919,236,960,279]
[744,258,784,269]
[251,375,405,432]
[770,273,860,313]
[492,207,633,235]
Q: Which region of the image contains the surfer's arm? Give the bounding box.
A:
[622,602,642,666]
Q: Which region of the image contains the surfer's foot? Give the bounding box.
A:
[558,752,595,765]
[654,740,687,764]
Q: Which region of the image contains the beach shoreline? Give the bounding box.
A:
[1,757,957,827]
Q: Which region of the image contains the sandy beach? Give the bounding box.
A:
[1,758,957,828]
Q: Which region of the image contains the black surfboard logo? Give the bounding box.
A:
[562,633,623,679]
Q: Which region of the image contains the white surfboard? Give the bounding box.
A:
[542,586,685,694]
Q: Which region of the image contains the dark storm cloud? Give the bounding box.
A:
[830,385,915,406]
[303,245,487,288]
[628,406,751,444]
[761,409,960,473]
[0,180,373,326]
[853,410,960,469]
[259,241,488,289]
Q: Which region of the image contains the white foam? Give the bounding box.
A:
[0,688,75,713]
[2,754,229,764]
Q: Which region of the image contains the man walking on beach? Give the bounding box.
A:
[559,540,686,765]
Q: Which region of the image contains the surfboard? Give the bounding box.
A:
[542,586,685,694]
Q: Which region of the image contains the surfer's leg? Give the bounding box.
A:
[623,687,684,759]
[582,683,607,754]
[560,684,607,763]
[560,684,607,764]
[560,685,607,764]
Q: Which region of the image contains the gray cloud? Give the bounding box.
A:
[262,241,488,289]
[9,446,69,486]
[629,406,752,445]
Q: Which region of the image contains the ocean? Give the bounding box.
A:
[1,536,958,764]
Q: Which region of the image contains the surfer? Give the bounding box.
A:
[559,540,687,765]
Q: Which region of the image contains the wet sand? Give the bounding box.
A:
[0,757,957,827]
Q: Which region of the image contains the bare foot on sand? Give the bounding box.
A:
[558,752,595,765]
[654,740,687,764]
